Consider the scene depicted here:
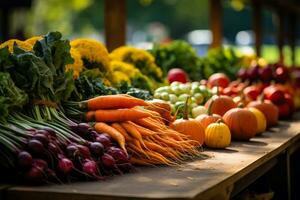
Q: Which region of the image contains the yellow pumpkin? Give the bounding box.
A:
[205,120,231,148]
[247,107,267,135]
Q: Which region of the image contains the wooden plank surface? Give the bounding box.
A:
[0,184,11,200]
[5,113,300,200]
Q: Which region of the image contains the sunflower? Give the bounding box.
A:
[65,48,84,79]
[0,39,32,52]
[70,39,110,73]
[110,46,163,82]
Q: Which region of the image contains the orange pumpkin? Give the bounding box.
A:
[171,98,205,145]
[223,108,257,140]
[205,95,236,116]
[247,100,279,128]
[196,100,222,129]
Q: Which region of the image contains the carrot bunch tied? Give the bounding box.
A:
[65,94,202,166]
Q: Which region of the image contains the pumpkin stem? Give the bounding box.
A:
[237,103,244,108]
[216,119,223,124]
[216,86,220,96]
[207,98,214,116]
[258,93,265,102]
[183,96,190,120]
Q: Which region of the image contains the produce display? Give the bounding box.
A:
[0,31,299,186]
[153,81,212,118]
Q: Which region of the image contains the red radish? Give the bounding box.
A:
[82,160,98,175]
[18,151,33,168]
[101,153,116,168]
[243,86,260,100]
[58,158,73,174]
[89,142,104,156]
[95,134,112,149]
[167,68,188,83]
[274,66,289,83]
[32,133,49,147]
[42,127,56,137]
[237,68,248,81]
[25,166,44,183]
[33,159,48,170]
[278,103,290,119]
[263,85,285,104]
[107,147,128,163]
[259,66,273,82]
[66,145,79,158]
[77,145,91,158]
[247,65,260,81]
[208,73,230,88]
[200,79,208,85]
[28,139,44,154]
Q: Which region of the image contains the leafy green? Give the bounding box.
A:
[150,40,202,81]
[0,32,75,102]
[199,47,242,80]
[0,72,28,121]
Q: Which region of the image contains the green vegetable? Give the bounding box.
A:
[150,40,202,81]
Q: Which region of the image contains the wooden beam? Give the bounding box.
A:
[287,13,297,66]
[275,8,285,64]
[209,0,223,48]
[251,0,262,57]
[104,0,126,52]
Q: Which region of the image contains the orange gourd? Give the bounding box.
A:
[247,99,279,128]
[196,99,222,129]
[171,98,205,145]
[223,108,257,140]
[205,94,236,116]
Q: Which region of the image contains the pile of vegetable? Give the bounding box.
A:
[65,95,202,166]
[0,32,132,184]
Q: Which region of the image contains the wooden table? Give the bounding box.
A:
[3,113,300,200]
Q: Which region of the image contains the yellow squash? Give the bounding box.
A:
[205,120,231,148]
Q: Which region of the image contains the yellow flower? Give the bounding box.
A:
[65,48,84,79]
[110,60,139,77]
[111,71,131,85]
[110,46,163,82]
[70,39,110,73]
[25,36,43,47]
[0,39,32,52]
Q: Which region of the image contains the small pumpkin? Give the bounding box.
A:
[196,100,222,129]
[223,108,257,140]
[171,98,205,145]
[247,99,279,128]
[205,120,231,148]
[247,107,266,135]
[205,94,236,116]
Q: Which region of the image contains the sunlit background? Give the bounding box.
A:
[2,0,300,65]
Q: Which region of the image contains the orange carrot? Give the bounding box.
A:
[120,122,144,143]
[87,108,151,122]
[129,157,155,166]
[134,117,166,131]
[86,95,149,110]
[94,122,127,154]
[127,121,156,137]
[111,123,132,141]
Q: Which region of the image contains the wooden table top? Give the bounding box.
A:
[3,113,300,200]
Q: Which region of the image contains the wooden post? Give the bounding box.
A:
[251,0,262,57]
[288,13,297,66]
[0,9,10,42]
[209,0,223,48]
[275,8,285,64]
[104,0,126,52]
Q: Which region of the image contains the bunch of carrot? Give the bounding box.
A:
[66,94,201,166]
